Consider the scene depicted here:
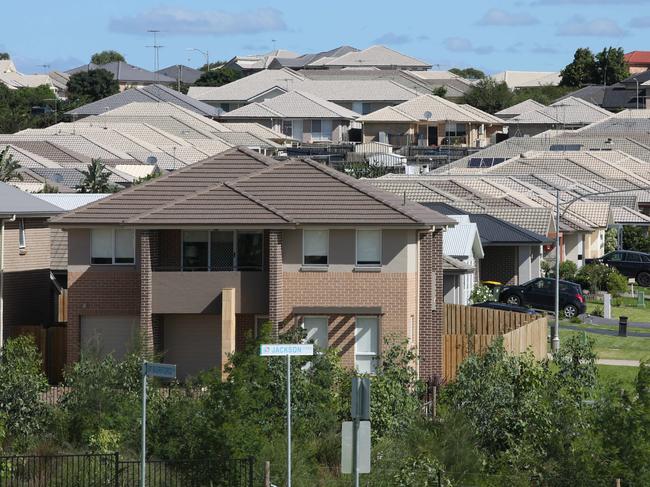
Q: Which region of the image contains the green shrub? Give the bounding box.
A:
[605,268,628,296]
[575,263,612,292]
[469,284,495,304]
[592,305,604,317]
[569,316,582,324]
[541,260,552,278]
[0,336,49,450]
[559,260,578,281]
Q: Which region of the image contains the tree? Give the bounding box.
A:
[432,86,447,97]
[194,68,242,87]
[67,69,119,103]
[38,182,60,193]
[0,145,22,182]
[463,78,513,113]
[0,52,9,60]
[560,48,597,87]
[76,159,117,193]
[199,61,229,72]
[595,47,629,86]
[623,226,650,253]
[449,67,486,80]
[91,50,125,65]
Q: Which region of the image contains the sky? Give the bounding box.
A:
[4,0,650,74]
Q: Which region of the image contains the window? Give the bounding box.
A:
[281,120,293,137]
[355,317,378,374]
[210,230,234,270]
[237,231,263,270]
[626,253,643,263]
[356,230,381,266]
[303,230,328,266]
[608,252,624,262]
[18,219,26,250]
[91,228,135,265]
[183,230,263,271]
[182,231,209,270]
[311,119,333,141]
[303,316,328,349]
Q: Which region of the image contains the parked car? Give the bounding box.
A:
[586,250,650,287]
[498,277,586,318]
[472,301,538,315]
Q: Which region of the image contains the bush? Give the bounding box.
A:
[592,305,604,317]
[0,336,49,450]
[574,263,625,293]
[469,284,495,304]
[541,260,552,278]
[605,268,628,296]
[559,260,578,281]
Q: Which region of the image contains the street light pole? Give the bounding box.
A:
[634,78,640,110]
[553,189,561,353]
[187,48,209,71]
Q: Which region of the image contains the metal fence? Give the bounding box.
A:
[0,453,256,487]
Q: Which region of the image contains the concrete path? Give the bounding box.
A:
[563,323,650,338]
[596,359,641,367]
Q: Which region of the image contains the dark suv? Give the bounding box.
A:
[498,277,586,318]
[587,250,650,287]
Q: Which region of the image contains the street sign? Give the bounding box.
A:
[341,421,371,474]
[260,343,314,356]
[351,377,371,420]
[142,362,176,379]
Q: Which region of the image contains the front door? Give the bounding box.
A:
[427,126,438,146]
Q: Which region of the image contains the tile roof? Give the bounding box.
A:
[156,65,203,84]
[506,97,612,125]
[221,90,360,119]
[52,147,452,228]
[66,62,176,84]
[625,51,650,65]
[495,99,546,117]
[358,94,503,124]
[313,45,431,69]
[492,71,561,89]
[30,168,84,188]
[67,84,221,117]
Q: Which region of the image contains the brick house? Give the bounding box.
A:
[52,148,452,379]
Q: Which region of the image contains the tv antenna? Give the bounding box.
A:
[147,30,164,82]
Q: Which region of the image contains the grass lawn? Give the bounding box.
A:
[597,365,639,391]
[560,327,650,361]
[585,302,650,323]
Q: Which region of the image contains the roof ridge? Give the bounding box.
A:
[299,158,431,224]
[222,180,295,223]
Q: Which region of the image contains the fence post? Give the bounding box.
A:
[114,451,120,487]
[264,461,271,487]
[248,456,254,487]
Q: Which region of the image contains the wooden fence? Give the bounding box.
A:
[8,325,66,384]
[443,304,548,381]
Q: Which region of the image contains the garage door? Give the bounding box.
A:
[81,315,139,360]
[163,315,221,379]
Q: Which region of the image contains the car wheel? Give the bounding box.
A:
[563,304,578,319]
[637,272,650,287]
[506,295,521,306]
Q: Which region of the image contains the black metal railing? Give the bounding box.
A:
[0,453,255,487]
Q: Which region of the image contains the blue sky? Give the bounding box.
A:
[5,0,650,74]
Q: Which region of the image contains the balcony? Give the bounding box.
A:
[152,269,268,315]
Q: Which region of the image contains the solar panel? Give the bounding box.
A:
[479,158,493,167]
[549,144,582,151]
[468,158,483,168]
[491,158,506,165]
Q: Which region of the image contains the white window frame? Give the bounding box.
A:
[18,218,26,251]
[180,229,264,271]
[91,228,135,266]
[355,229,382,267]
[302,229,329,267]
[354,316,379,375]
[301,316,329,350]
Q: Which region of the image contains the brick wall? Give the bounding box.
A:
[139,231,155,354]
[418,230,444,381]
[268,231,283,337]
[480,246,517,285]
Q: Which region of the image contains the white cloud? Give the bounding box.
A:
[478,9,539,26]
[629,16,650,28]
[109,6,286,36]
[444,37,494,55]
[372,32,411,45]
[557,16,626,37]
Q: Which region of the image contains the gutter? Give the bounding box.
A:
[0,214,16,350]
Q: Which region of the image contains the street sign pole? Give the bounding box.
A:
[259,344,313,487]
[287,354,291,487]
[140,368,147,487]
[353,416,359,487]
[140,361,176,487]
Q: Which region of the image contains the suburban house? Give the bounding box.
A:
[625,51,650,74]
[495,99,546,120]
[357,94,504,147]
[442,215,483,305]
[559,73,650,111]
[156,65,203,86]
[66,84,222,118]
[66,62,176,90]
[505,97,612,136]
[51,147,453,380]
[220,90,360,143]
[0,183,64,343]
[0,60,59,94]
[491,71,561,89]
[188,67,421,114]
[224,49,301,74]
